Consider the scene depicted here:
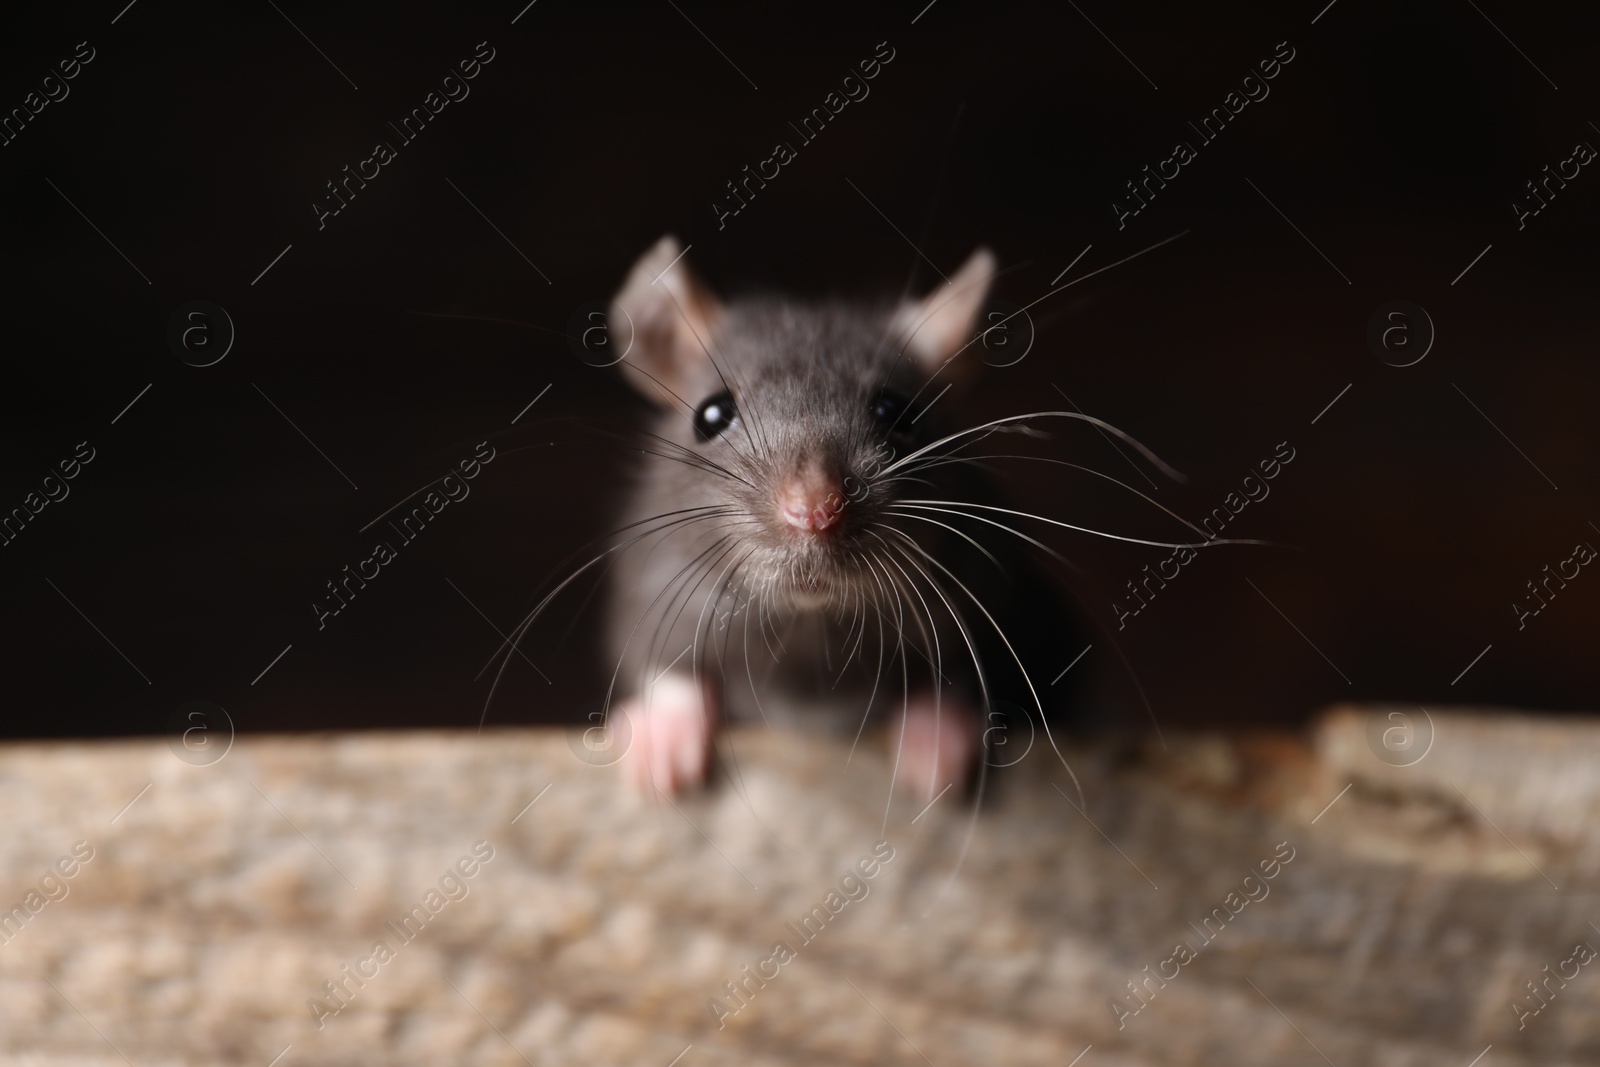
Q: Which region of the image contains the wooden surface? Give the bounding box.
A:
[2,707,1598,1065]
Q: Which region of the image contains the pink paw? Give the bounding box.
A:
[894,693,980,804]
[616,673,716,795]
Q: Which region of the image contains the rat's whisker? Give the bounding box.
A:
[690,547,754,692]
[741,582,777,731]
[602,536,736,739]
[565,417,760,494]
[880,258,1025,438]
[922,228,1192,379]
[878,545,945,701]
[867,474,941,497]
[479,504,737,679]
[756,587,808,690]
[662,530,747,646]
[834,571,855,635]
[896,500,1267,551]
[648,538,743,696]
[903,458,1002,479]
[872,532,999,905]
[635,447,748,486]
[877,524,1086,813]
[851,556,915,764]
[703,572,790,836]
[903,452,1217,543]
[625,542,742,802]
[634,430,756,488]
[832,575,871,688]
[869,531,981,707]
[881,411,1185,482]
[880,508,1008,576]
[844,555,892,765]
[709,562,747,688]
[755,575,787,664]
[885,505,1083,578]
[605,531,731,697]
[873,535,951,795]
[859,550,947,688]
[615,359,698,420]
[662,547,742,755]
[629,509,756,578]
[879,561,916,836]
[657,280,774,463]
[477,507,743,732]
[543,545,630,663]
[1064,574,1168,748]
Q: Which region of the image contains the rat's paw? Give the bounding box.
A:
[895,694,980,804]
[617,673,717,795]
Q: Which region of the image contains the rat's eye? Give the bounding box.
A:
[693,391,738,441]
[871,388,910,429]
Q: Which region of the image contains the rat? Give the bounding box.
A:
[601,235,1085,798]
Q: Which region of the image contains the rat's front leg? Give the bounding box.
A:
[616,671,721,795]
[893,691,981,803]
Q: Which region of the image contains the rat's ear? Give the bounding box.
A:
[610,236,725,407]
[893,248,998,379]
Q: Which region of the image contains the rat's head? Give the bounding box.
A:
[609,236,997,611]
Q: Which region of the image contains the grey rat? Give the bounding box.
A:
[602,236,1079,797]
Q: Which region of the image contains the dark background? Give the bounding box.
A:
[0,0,1594,740]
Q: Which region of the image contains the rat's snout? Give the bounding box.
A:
[777,461,846,535]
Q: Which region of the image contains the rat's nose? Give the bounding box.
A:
[777,464,846,535]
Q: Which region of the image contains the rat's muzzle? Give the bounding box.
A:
[776,461,847,536]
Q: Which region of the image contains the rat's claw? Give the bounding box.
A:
[617,673,715,795]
